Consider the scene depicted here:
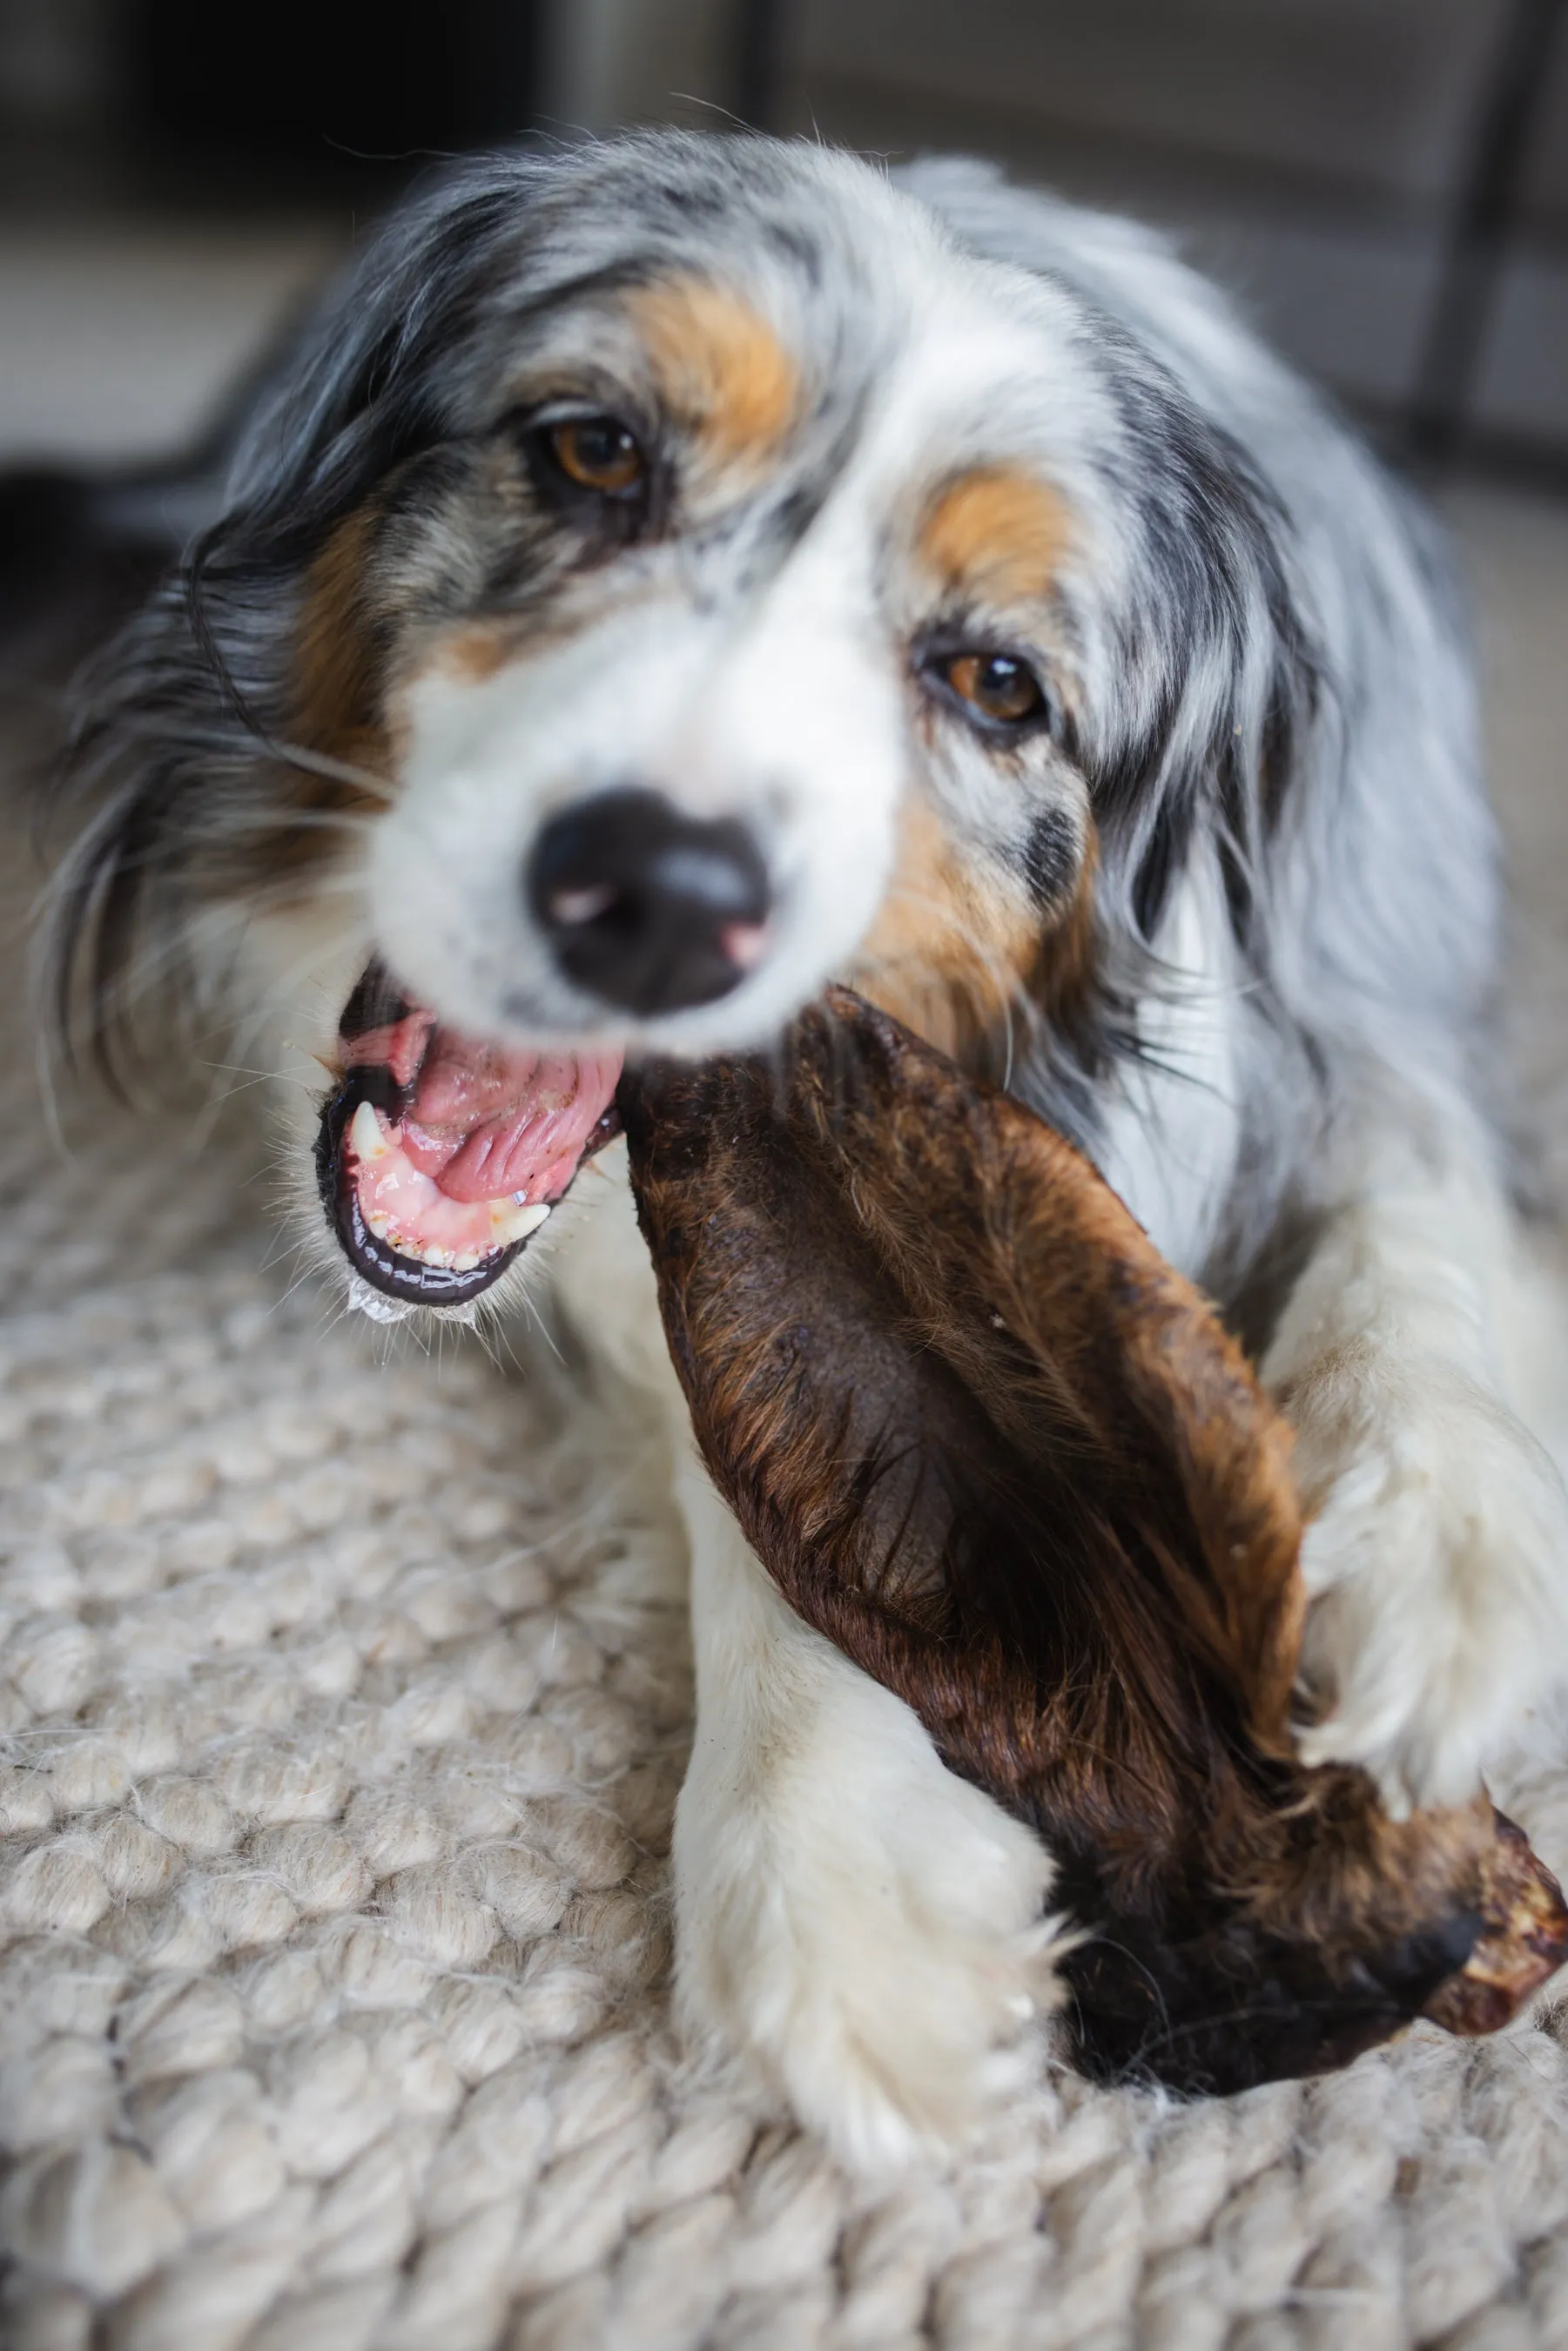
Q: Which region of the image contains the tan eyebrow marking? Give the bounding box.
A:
[627,276,799,464]
[919,466,1073,605]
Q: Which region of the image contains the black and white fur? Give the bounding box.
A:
[28,132,1568,2168]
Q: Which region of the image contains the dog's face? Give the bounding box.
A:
[64,137,1308,1317]
[353,246,1095,1066]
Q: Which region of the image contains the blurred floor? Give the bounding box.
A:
[1,213,1564,936]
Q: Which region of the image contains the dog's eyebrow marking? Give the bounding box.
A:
[627,276,799,464]
[919,466,1073,607]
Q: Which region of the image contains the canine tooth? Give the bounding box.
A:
[349,1101,390,1163]
[489,1199,551,1245]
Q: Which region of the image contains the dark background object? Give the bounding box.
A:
[1,0,1565,474]
[129,0,542,182]
[1409,0,1565,465]
[767,0,1568,478]
[0,0,543,212]
[735,0,784,133]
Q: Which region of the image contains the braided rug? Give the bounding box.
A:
[0,990,1564,2351]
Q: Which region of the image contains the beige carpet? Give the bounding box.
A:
[3,859,1568,2351]
[3,1048,1568,2351]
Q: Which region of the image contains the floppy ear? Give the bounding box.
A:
[620,987,1568,2092]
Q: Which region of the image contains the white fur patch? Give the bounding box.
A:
[1094,852,1242,1278]
[670,1449,1063,2173]
[1264,1083,1568,1813]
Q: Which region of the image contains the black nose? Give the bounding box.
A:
[527,787,771,1016]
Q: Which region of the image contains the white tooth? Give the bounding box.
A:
[365,1207,392,1241]
[490,1199,551,1245]
[349,1100,390,1163]
[453,1250,481,1271]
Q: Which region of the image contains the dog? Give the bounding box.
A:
[22,129,1568,2168]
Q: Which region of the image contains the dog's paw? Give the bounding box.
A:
[1293,1374,1568,1814]
[672,1647,1060,2172]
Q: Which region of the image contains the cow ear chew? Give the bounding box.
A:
[620,987,1568,2092]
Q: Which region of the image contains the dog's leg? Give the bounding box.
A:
[1262,1076,1568,1812]
[670,1449,1059,2171]
[549,1158,1058,2168]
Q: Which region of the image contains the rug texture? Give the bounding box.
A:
[1,1039,1567,2351]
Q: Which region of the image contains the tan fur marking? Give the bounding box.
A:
[246,504,392,890]
[294,505,386,773]
[628,278,798,465]
[423,620,525,687]
[853,798,1036,1062]
[852,796,1095,1067]
[919,467,1072,607]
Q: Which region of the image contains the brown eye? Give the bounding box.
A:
[943,650,1046,727]
[548,415,645,496]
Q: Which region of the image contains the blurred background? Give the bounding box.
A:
[1,0,1565,969]
[3,0,1565,469]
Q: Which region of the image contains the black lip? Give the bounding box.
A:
[315,1066,528,1309]
[315,964,625,1311]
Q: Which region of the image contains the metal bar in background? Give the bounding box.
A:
[1407,0,1567,467]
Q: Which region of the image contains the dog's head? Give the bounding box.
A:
[52,133,1314,1317]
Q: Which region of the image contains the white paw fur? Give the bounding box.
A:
[1258,1090,1568,1815]
[671,1458,1061,2173]
[1289,1365,1568,1812]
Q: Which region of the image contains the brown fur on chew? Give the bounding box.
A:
[619,987,1568,2093]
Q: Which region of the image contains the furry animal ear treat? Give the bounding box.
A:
[620,987,1568,2092]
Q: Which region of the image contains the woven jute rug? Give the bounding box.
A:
[2,1006,1567,2351]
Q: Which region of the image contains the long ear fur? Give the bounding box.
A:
[621,987,1567,2092]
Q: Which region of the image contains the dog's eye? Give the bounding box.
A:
[941,651,1046,727]
[546,416,646,498]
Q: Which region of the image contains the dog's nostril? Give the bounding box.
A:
[527,786,771,1017]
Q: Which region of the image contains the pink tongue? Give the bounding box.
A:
[395,1027,623,1205]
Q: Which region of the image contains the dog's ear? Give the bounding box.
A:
[621,987,1568,2092]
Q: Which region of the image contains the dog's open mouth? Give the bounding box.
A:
[315,961,623,1311]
